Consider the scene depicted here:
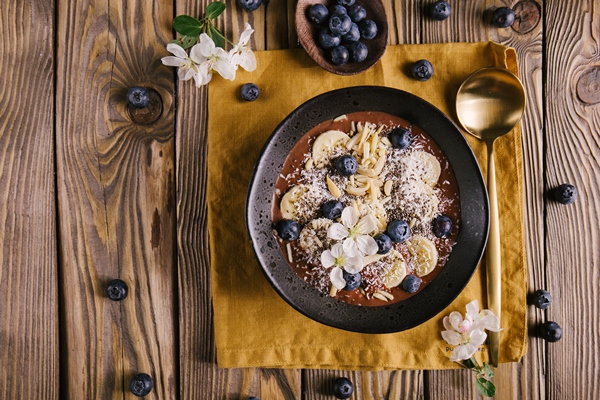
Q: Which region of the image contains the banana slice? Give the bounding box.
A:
[280,184,308,220]
[407,151,441,187]
[407,235,438,277]
[381,249,407,288]
[312,130,350,168]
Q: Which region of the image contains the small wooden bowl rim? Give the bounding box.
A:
[295,0,389,76]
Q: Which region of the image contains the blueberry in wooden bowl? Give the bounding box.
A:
[295,0,388,76]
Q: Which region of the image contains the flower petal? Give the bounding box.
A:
[342,237,359,257]
[239,23,254,44]
[215,57,236,81]
[239,51,257,72]
[451,343,477,361]
[469,328,487,346]
[479,313,502,332]
[330,267,346,290]
[330,243,345,258]
[448,311,464,331]
[321,250,335,268]
[198,33,216,57]
[327,223,349,240]
[441,330,461,345]
[344,255,364,273]
[166,43,188,59]
[466,300,480,319]
[189,43,207,64]
[356,214,377,234]
[161,56,184,67]
[341,206,358,228]
[356,234,378,256]
[178,66,195,81]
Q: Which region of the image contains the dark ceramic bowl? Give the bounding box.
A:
[296,0,388,75]
[246,86,489,334]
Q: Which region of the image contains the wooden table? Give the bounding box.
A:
[1,0,598,398]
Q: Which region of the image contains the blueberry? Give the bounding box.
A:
[308,4,329,24]
[332,377,353,399]
[329,13,352,36]
[386,220,410,243]
[330,45,350,65]
[318,28,341,49]
[388,127,412,149]
[336,0,355,6]
[342,270,362,290]
[430,1,452,21]
[240,83,260,101]
[348,41,368,62]
[491,7,515,28]
[237,0,262,12]
[539,321,562,342]
[433,215,453,238]
[553,183,577,205]
[347,4,367,22]
[342,23,360,43]
[374,233,392,254]
[335,154,358,175]
[321,200,344,219]
[130,373,153,396]
[247,398,259,400]
[411,59,434,81]
[358,19,378,39]
[329,5,347,16]
[275,219,300,241]
[126,86,150,109]
[529,289,553,310]
[402,275,421,293]
[106,279,128,301]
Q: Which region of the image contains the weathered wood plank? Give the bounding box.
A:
[545,1,600,399]
[55,0,176,398]
[0,1,58,399]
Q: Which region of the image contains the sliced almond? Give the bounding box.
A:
[384,180,393,196]
[326,176,342,198]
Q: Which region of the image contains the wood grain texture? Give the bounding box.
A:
[545,1,600,399]
[0,1,58,399]
[55,0,176,398]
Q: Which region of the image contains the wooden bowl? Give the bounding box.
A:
[295,0,388,76]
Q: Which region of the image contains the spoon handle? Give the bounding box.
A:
[486,146,502,367]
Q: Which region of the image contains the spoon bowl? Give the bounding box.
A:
[456,67,525,367]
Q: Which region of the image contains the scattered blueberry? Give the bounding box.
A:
[331,45,350,65]
[529,289,553,310]
[321,200,344,220]
[374,233,392,254]
[308,4,329,24]
[342,270,362,290]
[107,279,128,301]
[348,41,368,62]
[318,28,342,49]
[337,0,355,6]
[247,397,259,400]
[332,377,354,399]
[539,321,562,342]
[240,83,260,101]
[237,0,262,12]
[130,373,153,397]
[275,219,300,241]
[329,13,352,36]
[342,22,360,43]
[402,275,421,293]
[335,154,358,175]
[430,1,452,21]
[126,86,150,109]
[432,215,453,238]
[358,19,378,39]
[329,4,348,16]
[553,183,577,205]
[411,59,434,81]
[491,6,515,28]
[386,220,410,243]
[388,127,412,149]
[347,4,367,22]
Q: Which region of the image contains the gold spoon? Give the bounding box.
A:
[456,67,525,367]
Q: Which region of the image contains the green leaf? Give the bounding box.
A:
[206,2,227,20]
[475,377,497,397]
[180,35,198,50]
[173,15,203,36]
[463,358,476,369]
[208,25,225,49]
[483,362,495,379]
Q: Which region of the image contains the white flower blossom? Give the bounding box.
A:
[229,23,257,72]
[161,43,206,87]
[196,33,237,84]
[466,300,502,333]
[321,243,363,290]
[327,206,379,257]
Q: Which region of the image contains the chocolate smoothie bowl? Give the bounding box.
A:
[246,86,489,333]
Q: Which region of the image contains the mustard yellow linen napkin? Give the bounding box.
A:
[207,41,527,370]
